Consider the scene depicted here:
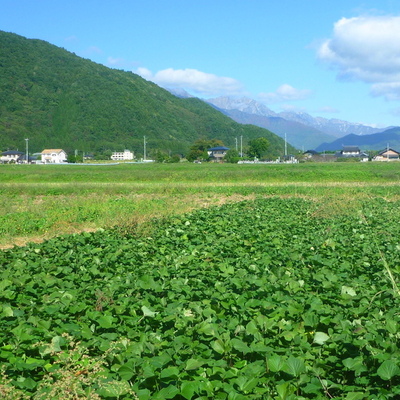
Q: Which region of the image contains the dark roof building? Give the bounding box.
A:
[208,146,230,162]
[2,150,24,156]
[373,148,400,161]
[335,146,368,161]
[1,150,24,163]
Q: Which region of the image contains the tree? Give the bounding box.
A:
[154,150,169,163]
[154,151,181,163]
[224,149,240,163]
[248,137,270,159]
[186,138,224,162]
[169,154,181,163]
[67,154,83,163]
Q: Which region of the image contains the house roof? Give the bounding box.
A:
[41,149,65,154]
[2,150,24,155]
[378,148,400,155]
[336,150,368,158]
[18,154,37,161]
[342,146,360,152]
[208,146,229,151]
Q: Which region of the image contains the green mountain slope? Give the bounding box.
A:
[0,31,293,157]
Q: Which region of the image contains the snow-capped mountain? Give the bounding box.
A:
[205,96,334,149]
[165,89,394,149]
[278,111,384,138]
[208,96,387,138]
[206,96,278,118]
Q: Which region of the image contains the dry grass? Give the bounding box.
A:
[0,192,258,249]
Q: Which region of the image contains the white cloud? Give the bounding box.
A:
[135,67,244,96]
[258,84,312,104]
[371,82,400,101]
[317,15,400,100]
[136,67,153,80]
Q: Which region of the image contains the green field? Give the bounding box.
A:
[2,162,400,399]
[1,162,400,249]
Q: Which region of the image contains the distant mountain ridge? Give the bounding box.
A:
[315,127,400,152]
[203,96,392,150]
[207,96,278,118]
[208,105,335,151]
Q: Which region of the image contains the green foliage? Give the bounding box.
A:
[2,197,400,398]
[0,31,291,158]
[247,137,270,159]
[67,154,83,163]
[186,138,223,162]
[224,149,240,163]
[154,151,181,163]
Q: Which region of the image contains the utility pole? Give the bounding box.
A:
[284,133,287,157]
[144,136,147,161]
[235,137,238,152]
[25,138,29,164]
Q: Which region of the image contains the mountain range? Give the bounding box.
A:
[204,96,392,150]
[167,89,395,151]
[315,127,400,152]
[0,31,294,158]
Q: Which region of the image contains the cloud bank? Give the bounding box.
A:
[135,67,244,97]
[318,15,400,100]
[258,84,312,104]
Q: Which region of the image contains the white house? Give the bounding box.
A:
[335,146,369,162]
[341,146,361,156]
[1,150,24,163]
[41,149,67,164]
[111,149,134,161]
[373,148,400,161]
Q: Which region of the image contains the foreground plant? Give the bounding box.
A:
[0,366,30,400]
[2,197,400,398]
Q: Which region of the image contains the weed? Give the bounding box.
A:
[33,334,138,400]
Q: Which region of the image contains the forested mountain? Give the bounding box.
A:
[0,31,293,157]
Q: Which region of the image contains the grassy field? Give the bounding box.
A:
[1,161,400,248]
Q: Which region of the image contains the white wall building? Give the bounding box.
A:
[111,149,134,161]
[41,149,67,164]
[1,150,24,163]
[373,148,400,161]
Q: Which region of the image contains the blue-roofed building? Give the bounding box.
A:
[208,146,229,162]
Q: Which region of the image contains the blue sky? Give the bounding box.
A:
[2,0,400,128]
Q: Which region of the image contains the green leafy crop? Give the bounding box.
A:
[1,197,400,399]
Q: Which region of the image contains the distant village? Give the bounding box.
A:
[1,145,400,164]
[0,149,137,164]
[303,146,400,162]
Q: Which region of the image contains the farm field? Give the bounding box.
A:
[2,161,400,399]
[1,161,400,249]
